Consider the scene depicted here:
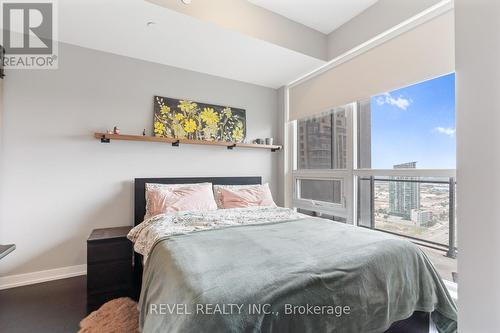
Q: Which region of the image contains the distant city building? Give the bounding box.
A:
[298,110,347,169]
[298,114,332,169]
[333,111,347,169]
[411,209,433,227]
[389,162,420,219]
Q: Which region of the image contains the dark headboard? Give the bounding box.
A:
[132,176,261,295]
[134,176,262,226]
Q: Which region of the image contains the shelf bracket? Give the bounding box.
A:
[271,147,281,152]
[100,135,110,143]
[172,140,180,147]
[227,144,236,150]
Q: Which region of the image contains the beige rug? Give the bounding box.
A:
[78,298,139,333]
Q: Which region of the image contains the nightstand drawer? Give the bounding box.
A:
[87,239,132,264]
[87,259,132,294]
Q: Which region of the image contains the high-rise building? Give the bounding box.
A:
[411,209,433,227]
[298,114,332,169]
[333,111,347,169]
[297,109,347,169]
[389,162,420,219]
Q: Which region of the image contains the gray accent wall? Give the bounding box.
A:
[0,43,279,276]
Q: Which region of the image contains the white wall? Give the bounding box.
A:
[455,0,500,331]
[0,43,279,277]
[147,0,327,61]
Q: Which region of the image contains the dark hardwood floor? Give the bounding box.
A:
[0,275,429,333]
[0,276,87,333]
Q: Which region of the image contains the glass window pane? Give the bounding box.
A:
[357,99,371,169]
[358,73,456,169]
[298,179,342,204]
[357,179,372,228]
[297,107,348,169]
[358,177,455,248]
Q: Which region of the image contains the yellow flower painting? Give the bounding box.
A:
[178,100,198,114]
[154,121,166,136]
[232,127,244,142]
[184,119,197,133]
[153,96,246,142]
[160,105,170,115]
[200,107,219,125]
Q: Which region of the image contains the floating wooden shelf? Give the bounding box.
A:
[94,133,282,152]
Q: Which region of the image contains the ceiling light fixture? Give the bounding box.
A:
[181,0,192,4]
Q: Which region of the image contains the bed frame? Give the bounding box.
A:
[132,176,262,296]
[131,177,429,332]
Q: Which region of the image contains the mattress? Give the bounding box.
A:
[128,207,457,333]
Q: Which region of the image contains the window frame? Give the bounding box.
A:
[292,103,355,222]
[293,174,345,215]
[291,90,457,225]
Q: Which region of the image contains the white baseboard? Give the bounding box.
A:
[0,264,87,290]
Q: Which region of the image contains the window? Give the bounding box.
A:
[296,178,343,206]
[356,74,456,257]
[292,74,456,259]
[297,106,348,170]
[358,176,455,249]
[358,73,456,169]
[293,104,353,219]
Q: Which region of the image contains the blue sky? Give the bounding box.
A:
[370,73,456,169]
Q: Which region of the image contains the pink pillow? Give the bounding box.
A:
[144,183,217,219]
[214,184,276,209]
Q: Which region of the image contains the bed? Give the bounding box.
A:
[130,177,457,333]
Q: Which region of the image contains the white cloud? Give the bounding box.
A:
[376,92,411,110]
[434,127,456,137]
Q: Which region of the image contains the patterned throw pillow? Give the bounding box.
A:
[212,183,276,209]
[144,183,217,220]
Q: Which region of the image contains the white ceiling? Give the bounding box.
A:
[57,0,325,88]
[247,0,378,34]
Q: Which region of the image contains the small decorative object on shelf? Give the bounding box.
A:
[113,126,120,134]
[265,138,274,145]
[253,139,264,144]
[142,129,146,136]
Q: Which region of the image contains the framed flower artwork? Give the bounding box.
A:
[153,96,246,143]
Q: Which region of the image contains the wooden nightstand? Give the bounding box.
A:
[87,226,134,312]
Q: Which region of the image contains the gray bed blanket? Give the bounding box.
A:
[138,217,457,333]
